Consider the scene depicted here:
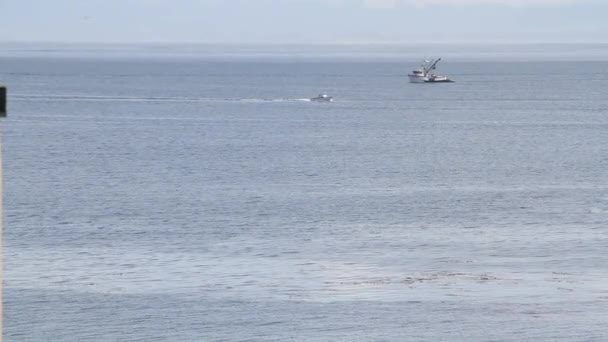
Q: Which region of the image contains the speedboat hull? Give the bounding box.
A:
[310,94,333,102]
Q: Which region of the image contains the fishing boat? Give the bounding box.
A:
[408,58,453,83]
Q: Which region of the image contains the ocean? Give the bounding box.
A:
[2,44,608,341]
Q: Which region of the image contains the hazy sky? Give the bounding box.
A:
[0,0,606,44]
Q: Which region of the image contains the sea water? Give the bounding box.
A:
[2,44,608,341]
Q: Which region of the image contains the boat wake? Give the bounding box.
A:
[12,94,314,103]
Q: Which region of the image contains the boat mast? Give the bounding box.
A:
[425,58,442,74]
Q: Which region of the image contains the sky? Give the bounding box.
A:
[0,0,606,44]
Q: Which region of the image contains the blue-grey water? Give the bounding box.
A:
[2,45,608,341]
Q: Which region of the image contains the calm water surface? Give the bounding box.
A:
[2,47,608,341]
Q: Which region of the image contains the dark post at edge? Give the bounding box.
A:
[0,84,4,341]
[0,86,6,116]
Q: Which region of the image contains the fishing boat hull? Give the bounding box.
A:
[425,75,454,83]
[425,79,454,83]
[408,74,428,83]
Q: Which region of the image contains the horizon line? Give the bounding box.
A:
[2,41,608,46]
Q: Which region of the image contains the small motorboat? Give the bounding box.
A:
[408,58,453,83]
[310,94,333,102]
